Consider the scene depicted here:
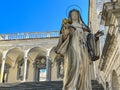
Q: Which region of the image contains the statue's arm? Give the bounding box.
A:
[94,30,104,41]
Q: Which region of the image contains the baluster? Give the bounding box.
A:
[38,33,40,38]
[11,35,13,40]
[26,33,29,39]
[0,31,60,40]
[0,35,3,40]
[41,33,42,38]
[5,34,8,40]
[15,34,16,39]
[47,32,50,38]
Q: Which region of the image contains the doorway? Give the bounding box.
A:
[33,56,46,82]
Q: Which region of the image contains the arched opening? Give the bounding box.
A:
[49,47,64,80]
[112,70,119,90]
[33,56,46,81]
[55,55,64,79]
[17,58,24,81]
[28,47,47,82]
[5,48,24,83]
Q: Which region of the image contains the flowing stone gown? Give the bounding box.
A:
[56,22,92,90]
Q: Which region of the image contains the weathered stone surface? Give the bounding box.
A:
[0,80,104,90]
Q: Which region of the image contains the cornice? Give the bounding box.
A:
[99,1,120,70]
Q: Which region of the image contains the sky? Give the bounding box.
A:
[0,0,89,34]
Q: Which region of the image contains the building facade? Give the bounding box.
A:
[0,1,120,90]
[0,31,61,83]
[97,0,120,90]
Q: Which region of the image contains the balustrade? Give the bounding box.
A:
[0,31,60,40]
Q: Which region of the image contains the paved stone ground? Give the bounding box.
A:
[0,81,63,90]
[0,80,104,90]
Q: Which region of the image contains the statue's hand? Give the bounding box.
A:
[95,30,104,38]
[82,25,91,32]
[62,18,72,24]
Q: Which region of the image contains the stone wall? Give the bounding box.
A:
[0,38,59,83]
[98,1,120,90]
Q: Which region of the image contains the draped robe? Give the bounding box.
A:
[56,22,92,90]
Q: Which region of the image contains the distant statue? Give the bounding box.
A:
[19,62,24,79]
[55,9,103,90]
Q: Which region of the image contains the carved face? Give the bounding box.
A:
[71,11,79,21]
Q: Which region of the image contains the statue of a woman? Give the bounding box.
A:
[55,9,96,90]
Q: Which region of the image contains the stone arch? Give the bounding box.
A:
[3,47,24,83]
[112,70,119,90]
[5,47,24,66]
[27,47,47,81]
[49,46,64,80]
[27,47,47,62]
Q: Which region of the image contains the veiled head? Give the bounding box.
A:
[68,9,83,24]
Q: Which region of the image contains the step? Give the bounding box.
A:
[0,81,63,90]
[0,80,104,90]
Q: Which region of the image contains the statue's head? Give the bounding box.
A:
[68,9,84,24]
[69,9,79,21]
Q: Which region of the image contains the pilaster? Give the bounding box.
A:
[99,1,120,70]
[23,51,28,82]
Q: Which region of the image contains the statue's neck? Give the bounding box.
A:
[72,20,79,23]
[72,21,81,26]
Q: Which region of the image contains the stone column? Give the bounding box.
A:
[23,57,27,81]
[89,0,99,80]
[23,52,28,82]
[0,58,5,83]
[46,59,51,81]
[46,49,51,81]
[46,56,50,81]
[33,65,37,82]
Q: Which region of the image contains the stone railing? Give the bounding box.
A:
[0,31,60,40]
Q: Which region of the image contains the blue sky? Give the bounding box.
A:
[0,0,88,34]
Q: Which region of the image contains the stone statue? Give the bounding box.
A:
[55,9,103,90]
[19,62,24,79]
